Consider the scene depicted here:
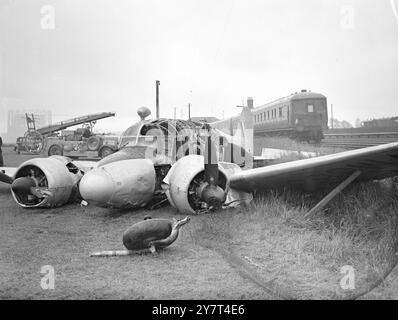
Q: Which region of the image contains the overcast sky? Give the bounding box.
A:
[0,0,397,132]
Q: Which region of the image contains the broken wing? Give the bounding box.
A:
[229,142,398,193]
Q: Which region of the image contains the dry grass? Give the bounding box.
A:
[0,144,397,299]
[193,180,398,299]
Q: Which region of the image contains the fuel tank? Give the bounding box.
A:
[122,219,172,250]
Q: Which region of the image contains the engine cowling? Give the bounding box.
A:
[163,155,229,214]
[11,156,83,208]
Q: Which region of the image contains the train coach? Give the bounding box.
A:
[253,90,328,142]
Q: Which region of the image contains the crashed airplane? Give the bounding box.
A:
[1,106,398,215]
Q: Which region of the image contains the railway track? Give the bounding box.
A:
[322,132,398,149]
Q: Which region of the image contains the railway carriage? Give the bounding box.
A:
[214,90,328,143]
[253,90,328,142]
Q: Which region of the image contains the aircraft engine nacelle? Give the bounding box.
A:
[11,156,83,208]
[163,155,229,214]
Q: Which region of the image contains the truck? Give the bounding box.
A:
[16,112,119,159]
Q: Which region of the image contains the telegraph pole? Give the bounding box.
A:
[156,80,160,119]
[331,104,334,129]
[188,103,191,121]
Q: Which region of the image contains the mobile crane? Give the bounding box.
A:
[16,112,119,159]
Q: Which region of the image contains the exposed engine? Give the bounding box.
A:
[162,155,229,214]
[11,156,83,208]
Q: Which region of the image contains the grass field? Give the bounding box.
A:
[0,143,397,300]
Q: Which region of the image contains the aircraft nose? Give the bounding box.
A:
[79,168,114,206]
[79,159,156,209]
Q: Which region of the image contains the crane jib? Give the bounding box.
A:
[36,112,116,135]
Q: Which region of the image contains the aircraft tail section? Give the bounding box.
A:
[210,106,254,169]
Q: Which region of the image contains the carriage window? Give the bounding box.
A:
[308,104,314,113]
[279,107,283,117]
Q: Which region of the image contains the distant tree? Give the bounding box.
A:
[355,118,362,128]
[341,120,353,128]
[331,118,353,128]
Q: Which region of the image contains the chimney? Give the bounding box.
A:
[247,97,254,109]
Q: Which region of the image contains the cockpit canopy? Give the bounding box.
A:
[119,119,206,149]
[116,107,249,167]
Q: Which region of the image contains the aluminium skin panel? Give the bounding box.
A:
[229,142,398,193]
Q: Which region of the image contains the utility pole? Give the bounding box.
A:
[331,104,334,129]
[188,103,191,121]
[156,80,160,119]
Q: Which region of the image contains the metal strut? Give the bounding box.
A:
[304,170,362,218]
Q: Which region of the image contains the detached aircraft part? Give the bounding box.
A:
[10,156,83,208]
[90,216,191,257]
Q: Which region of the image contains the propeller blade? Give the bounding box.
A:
[11,177,36,195]
[29,187,51,199]
[204,134,219,186]
[0,171,13,184]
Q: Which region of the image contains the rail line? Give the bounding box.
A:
[322,132,398,149]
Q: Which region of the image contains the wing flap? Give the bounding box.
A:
[229,142,398,193]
